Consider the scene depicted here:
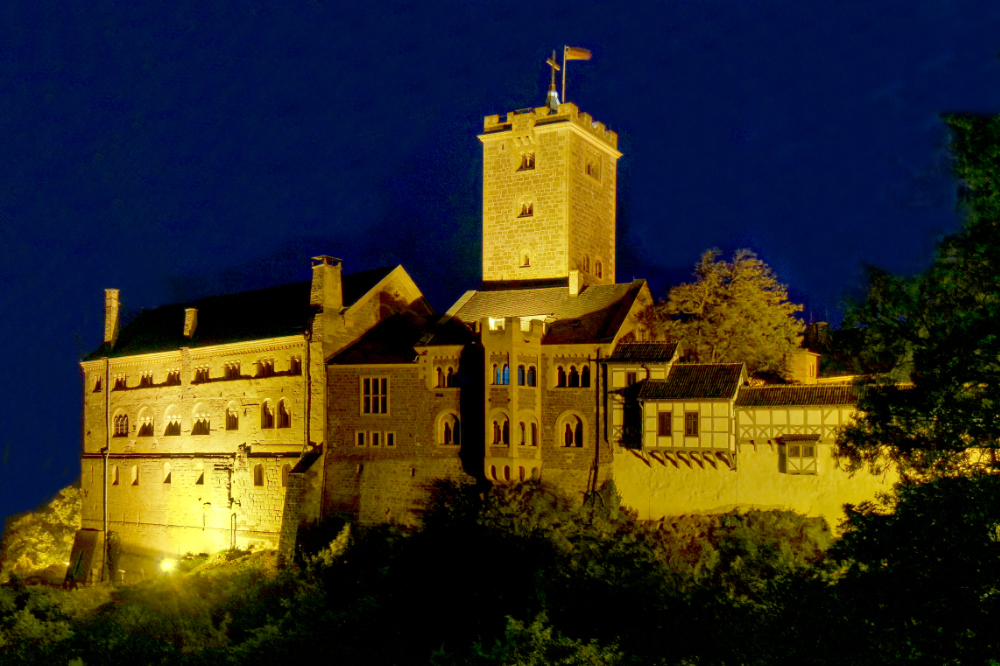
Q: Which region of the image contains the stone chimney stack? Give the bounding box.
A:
[104,289,120,345]
[183,308,198,338]
[568,270,582,297]
[311,256,344,311]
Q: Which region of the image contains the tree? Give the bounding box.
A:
[837,115,1000,478]
[0,484,81,583]
[645,249,805,377]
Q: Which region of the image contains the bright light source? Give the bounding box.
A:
[159,558,176,572]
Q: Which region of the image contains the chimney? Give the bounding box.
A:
[311,256,344,310]
[183,308,198,338]
[568,270,582,297]
[104,289,120,345]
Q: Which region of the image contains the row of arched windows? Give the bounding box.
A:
[109,462,292,488]
[436,366,458,388]
[555,365,591,388]
[493,364,541,387]
[580,255,604,279]
[489,412,585,448]
[489,464,540,483]
[111,400,292,437]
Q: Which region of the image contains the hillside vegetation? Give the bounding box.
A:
[2,476,997,664]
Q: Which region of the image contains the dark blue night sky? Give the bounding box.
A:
[3,0,1000,521]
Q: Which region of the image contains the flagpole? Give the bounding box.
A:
[561,45,568,104]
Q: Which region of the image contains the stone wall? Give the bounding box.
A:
[324,363,472,525]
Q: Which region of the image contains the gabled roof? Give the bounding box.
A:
[607,341,679,363]
[84,267,396,360]
[735,385,859,407]
[450,281,646,345]
[639,363,746,400]
[328,314,475,366]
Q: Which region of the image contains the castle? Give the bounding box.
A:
[67,96,893,583]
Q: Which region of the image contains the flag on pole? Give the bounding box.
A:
[561,46,592,104]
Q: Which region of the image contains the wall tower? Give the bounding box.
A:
[479,103,621,286]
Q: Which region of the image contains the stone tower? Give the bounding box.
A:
[478,102,621,286]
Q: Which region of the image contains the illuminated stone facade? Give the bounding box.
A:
[480,104,619,285]
[69,97,892,583]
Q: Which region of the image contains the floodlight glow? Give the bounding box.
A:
[159,558,176,572]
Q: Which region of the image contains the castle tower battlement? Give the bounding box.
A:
[479,102,621,288]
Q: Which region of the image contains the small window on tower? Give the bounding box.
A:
[595,260,603,279]
[585,159,601,181]
[518,202,534,217]
[518,152,535,171]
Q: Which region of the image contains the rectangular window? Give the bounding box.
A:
[362,377,389,414]
[657,412,672,437]
[385,432,395,447]
[625,372,637,387]
[356,431,366,447]
[371,432,381,447]
[786,442,819,475]
[684,412,699,437]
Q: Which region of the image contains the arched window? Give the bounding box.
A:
[522,252,530,267]
[517,365,525,386]
[261,401,275,429]
[164,407,181,437]
[192,407,210,435]
[531,422,538,447]
[226,405,239,431]
[277,399,291,428]
[595,261,603,279]
[281,463,291,488]
[113,413,129,437]
[446,367,456,387]
[519,421,526,445]
[557,366,566,387]
[502,364,509,385]
[581,366,591,388]
[559,414,586,448]
[253,464,264,487]
[492,364,499,385]
[526,366,536,387]
[439,413,461,446]
[137,408,153,437]
[518,466,526,482]
[163,462,171,484]
[568,366,580,388]
[436,367,444,388]
[491,413,510,446]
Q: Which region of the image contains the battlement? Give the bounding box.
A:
[482,103,618,150]
[481,317,547,342]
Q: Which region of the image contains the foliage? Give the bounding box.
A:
[0,483,81,583]
[838,114,1000,477]
[646,509,834,601]
[644,249,805,377]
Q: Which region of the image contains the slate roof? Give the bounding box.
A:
[735,385,859,407]
[84,267,395,360]
[607,341,679,363]
[638,364,745,400]
[329,314,475,365]
[451,281,646,344]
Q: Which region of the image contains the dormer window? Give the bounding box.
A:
[193,366,209,383]
[224,362,240,380]
[256,358,275,378]
[518,152,535,171]
[112,374,126,391]
[165,370,181,386]
[138,371,153,388]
